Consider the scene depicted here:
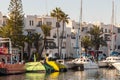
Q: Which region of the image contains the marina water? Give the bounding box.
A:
[0,68,120,80]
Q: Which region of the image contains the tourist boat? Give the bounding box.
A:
[0,38,25,75]
[0,54,25,75]
[72,56,99,70]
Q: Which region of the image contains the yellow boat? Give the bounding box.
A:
[46,57,67,72]
[25,62,46,72]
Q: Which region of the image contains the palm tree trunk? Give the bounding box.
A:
[60,21,65,59]
[57,26,60,58]
[28,43,32,61]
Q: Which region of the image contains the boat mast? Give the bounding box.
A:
[76,0,82,57]
[79,0,82,55]
[110,0,115,54]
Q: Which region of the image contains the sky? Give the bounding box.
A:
[0,0,120,24]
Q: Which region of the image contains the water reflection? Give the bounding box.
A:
[0,74,25,80]
[0,68,120,80]
[25,73,45,80]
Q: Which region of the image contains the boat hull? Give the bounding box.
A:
[98,61,108,68]
[0,63,25,75]
[112,63,120,71]
[25,62,46,72]
[46,61,67,72]
[73,62,99,70]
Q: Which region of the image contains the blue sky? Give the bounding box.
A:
[0,0,120,24]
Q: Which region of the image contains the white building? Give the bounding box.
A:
[1,11,120,58]
[24,15,74,58]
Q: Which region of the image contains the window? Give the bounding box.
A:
[72,26,74,29]
[32,21,34,26]
[118,45,120,49]
[101,28,103,32]
[118,28,120,33]
[46,22,52,26]
[29,20,31,26]
[37,21,42,27]
[29,20,34,26]
[105,29,107,33]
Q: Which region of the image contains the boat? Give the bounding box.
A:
[25,53,46,72]
[102,56,120,67]
[98,54,108,68]
[45,56,67,72]
[56,59,75,69]
[72,56,99,70]
[42,62,55,73]
[112,63,120,75]
[0,54,25,75]
[98,60,108,68]
[0,38,25,75]
[25,61,46,72]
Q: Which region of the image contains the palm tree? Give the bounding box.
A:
[88,25,107,61]
[59,12,69,58]
[41,24,51,55]
[51,7,63,58]
[81,36,92,54]
[33,33,43,60]
[24,31,35,61]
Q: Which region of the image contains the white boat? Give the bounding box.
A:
[56,59,75,69]
[112,63,120,71]
[98,60,108,68]
[102,56,120,67]
[72,56,99,70]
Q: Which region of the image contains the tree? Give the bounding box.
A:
[0,25,12,38]
[7,0,24,47]
[24,32,35,61]
[81,36,92,54]
[41,24,51,55]
[51,7,63,58]
[88,25,107,61]
[33,33,43,60]
[59,12,69,58]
